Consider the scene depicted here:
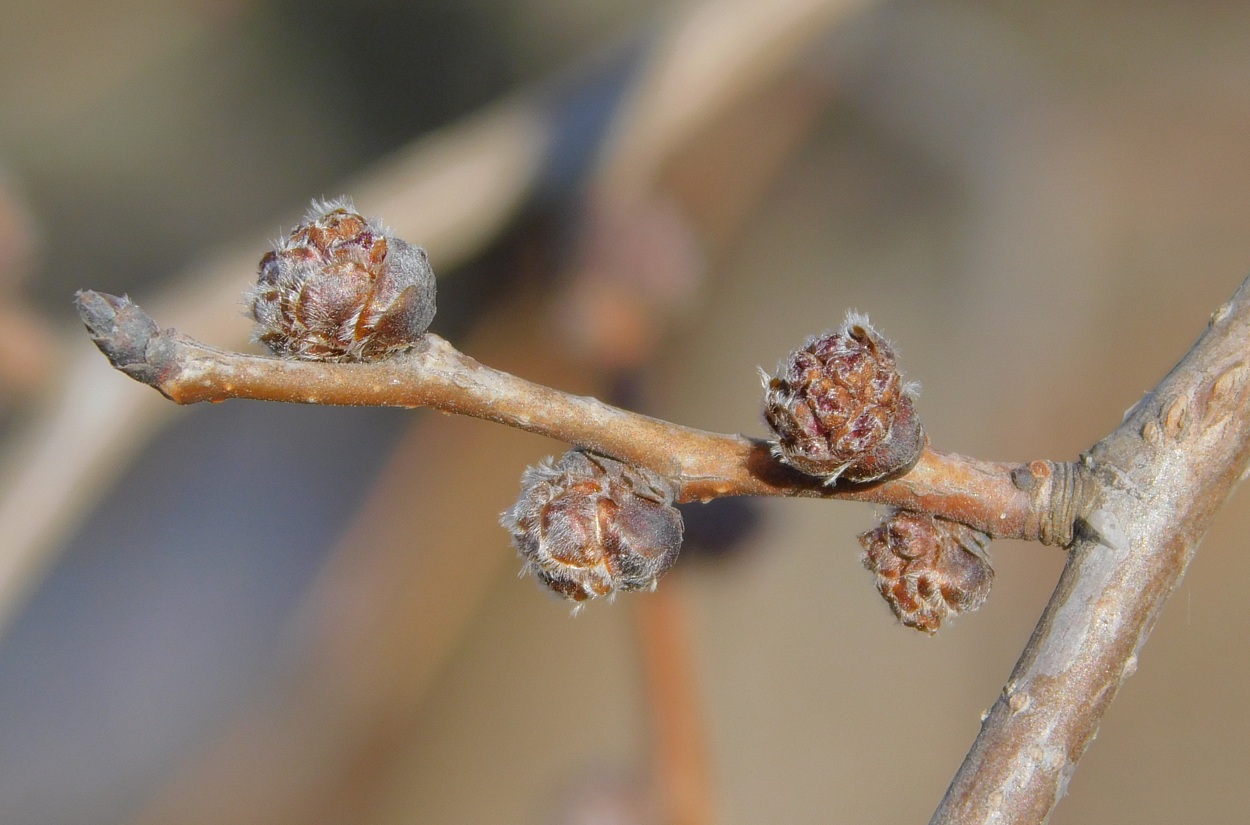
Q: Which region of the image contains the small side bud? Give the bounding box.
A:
[501,450,684,604]
[246,197,436,361]
[763,313,923,483]
[858,509,993,634]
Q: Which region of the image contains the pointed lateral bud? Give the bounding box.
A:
[763,313,924,484]
[246,197,436,361]
[501,450,684,604]
[859,510,993,634]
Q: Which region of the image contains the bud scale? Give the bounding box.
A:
[502,450,684,604]
[763,313,923,484]
[859,509,993,633]
[246,197,436,361]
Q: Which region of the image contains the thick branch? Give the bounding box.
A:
[75,289,1075,543]
[932,275,1250,824]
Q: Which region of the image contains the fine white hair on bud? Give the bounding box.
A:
[246,197,436,361]
[501,450,684,604]
[762,312,924,484]
[859,509,994,633]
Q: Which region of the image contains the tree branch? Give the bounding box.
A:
[74,289,1078,544]
[932,274,1250,824]
[77,266,1250,823]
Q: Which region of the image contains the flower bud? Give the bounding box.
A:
[501,450,684,603]
[763,314,923,484]
[246,197,436,361]
[859,510,993,633]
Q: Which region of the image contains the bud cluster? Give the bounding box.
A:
[247,198,437,361]
[858,509,994,633]
[502,450,684,603]
[763,314,923,484]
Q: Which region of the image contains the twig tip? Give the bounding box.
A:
[74,290,166,386]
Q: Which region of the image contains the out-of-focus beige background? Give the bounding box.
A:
[1,1,1248,823]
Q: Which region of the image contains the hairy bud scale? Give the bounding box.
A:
[247,197,436,361]
[763,314,923,483]
[859,509,994,633]
[502,450,684,604]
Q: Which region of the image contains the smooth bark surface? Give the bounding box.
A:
[932,275,1250,823]
[74,290,1074,543]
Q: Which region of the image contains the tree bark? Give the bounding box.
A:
[932,275,1250,823]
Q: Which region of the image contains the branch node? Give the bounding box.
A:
[1025,460,1090,547]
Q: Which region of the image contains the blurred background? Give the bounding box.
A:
[1,0,1249,822]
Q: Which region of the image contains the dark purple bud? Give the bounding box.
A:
[763,313,924,483]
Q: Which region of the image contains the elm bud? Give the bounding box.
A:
[858,510,994,634]
[763,313,923,484]
[501,450,684,604]
[246,197,436,361]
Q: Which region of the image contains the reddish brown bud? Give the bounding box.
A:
[501,450,684,604]
[246,197,436,361]
[858,510,993,634]
[763,314,923,483]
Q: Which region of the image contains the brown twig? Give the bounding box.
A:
[1,0,878,646]
[74,289,1078,545]
[0,95,551,638]
[931,274,1250,824]
[73,278,1250,825]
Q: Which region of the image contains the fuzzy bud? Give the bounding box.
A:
[859,510,993,633]
[501,450,684,603]
[247,197,436,361]
[763,314,923,484]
